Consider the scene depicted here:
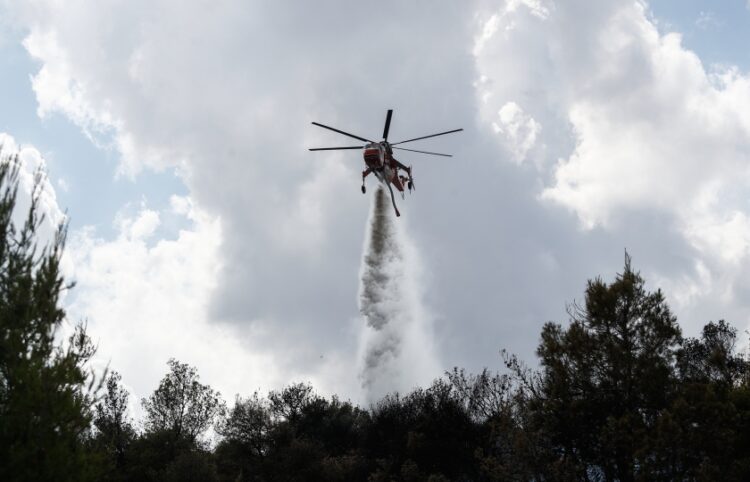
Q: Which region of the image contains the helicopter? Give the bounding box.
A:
[309,109,462,217]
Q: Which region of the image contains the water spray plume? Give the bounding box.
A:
[357,188,439,403]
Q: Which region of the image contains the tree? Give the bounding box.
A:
[162,450,220,482]
[645,320,750,480]
[142,358,225,445]
[268,382,318,425]
[677,320,747,388]
[447,363,552,481]
[0,154,99,481]
[532,253,682,481]
[129,360,224,481]
[364,380,481,481]
[246,383,370,481]
[219,392,271,458]
[215,392,271,480]
[90,371,135,478]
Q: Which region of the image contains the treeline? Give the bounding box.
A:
[2,157,750,481]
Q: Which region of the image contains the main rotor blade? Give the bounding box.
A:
[311,122,373,143]
[382,109,393,141]
[391,128,463,146]
[393,147,452,157]
[309,146,364,151]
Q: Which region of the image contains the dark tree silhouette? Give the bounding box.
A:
[90,371,135,479]
[364,379,482,481]
[215,392,272,479]
[0,155,100,481]
[125,359,225,481]
[142,358,226,445]
[531,253,683,480]
[645,320,750,480]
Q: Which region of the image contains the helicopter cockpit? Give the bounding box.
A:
[363,142,384,169]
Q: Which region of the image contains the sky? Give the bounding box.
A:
[2,0,750,407]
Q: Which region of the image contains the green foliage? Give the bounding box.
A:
[531,253,682,480]
[466,255,750,482]
[215,392,271,480]
[216,383,371,481]
[119,359,225,481]
[219,392,271,457]
[162,450,220,482]
[142,358,226,445]
[125,428,211,482]
[0,155,99,481]
[364,379,483,480]
[645,320,750,480]
[677,320,747,387]
[85,254,750,480]
[89,371,136,480]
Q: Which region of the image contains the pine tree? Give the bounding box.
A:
[533,253,682,481]
[0,154,99,481]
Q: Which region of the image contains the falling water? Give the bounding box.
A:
[357,187,439,403]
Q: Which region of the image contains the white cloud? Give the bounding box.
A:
[505,0,551,20]
[10,0,750,403]
[23,30,120,150]
[474,0,750,332]
[477,1,750,234]
[117,206,159,241]
[684,210,750,265]
[541,29,750,231]
[0,132,66,245]
[65,200,301,403]
[491,101,542,164]
[6,0,480,400]
[652,260,712,310]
